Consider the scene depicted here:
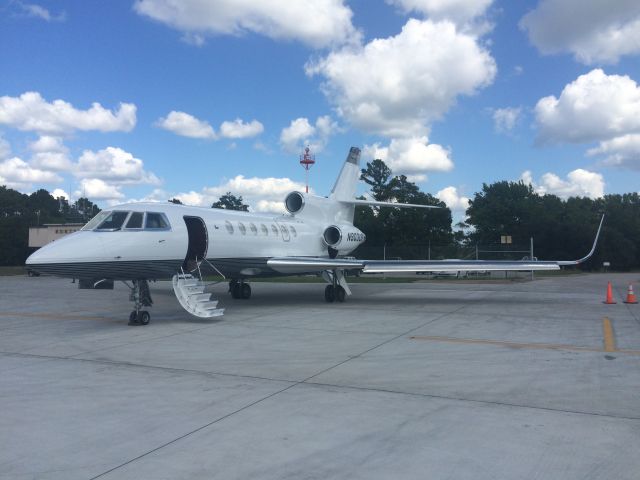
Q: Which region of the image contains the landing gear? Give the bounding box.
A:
[324,285,335,302]
[127,279,153,326]
[229,279,251,299]
[324,285,346,303]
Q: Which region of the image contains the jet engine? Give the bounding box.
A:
[322,224,366,255]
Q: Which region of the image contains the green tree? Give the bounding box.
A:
[168,198,183,204]
[212,192,249,211]
[354,161,453,258]
[360,159,392,200]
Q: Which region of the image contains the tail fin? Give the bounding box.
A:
[328,147,360,223]
[330,147,360,202]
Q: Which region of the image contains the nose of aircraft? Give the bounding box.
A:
[26,232,108,276]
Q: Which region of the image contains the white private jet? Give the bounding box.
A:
[26,147,604,325]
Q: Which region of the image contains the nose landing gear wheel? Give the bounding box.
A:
[128,310,151,326]
[138,311,151,325]
[241,283,251,299]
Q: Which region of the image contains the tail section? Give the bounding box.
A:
[284,147,362,224]
[330,147,361,202]
[329,147,360,222]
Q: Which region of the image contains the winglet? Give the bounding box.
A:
[558,214,605,266]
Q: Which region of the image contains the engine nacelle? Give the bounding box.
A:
[284,191,333,217]
[322,224,366,254]
[284,191,350,223]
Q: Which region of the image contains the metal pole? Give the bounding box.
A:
[428,240,431,260]
[475,244,478,260]
[530,237,534,281]
[383,243,386,279]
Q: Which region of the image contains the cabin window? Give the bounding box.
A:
[271,224,278,235]
[249,223,258,235]
[125,212,144,229]
[82,211,110,231]
[225,221,234,234]
[260,224,268,236]
[290,225,297,237]
[145,212,170,229]
[96,211,129,231]
[238,222,247,235]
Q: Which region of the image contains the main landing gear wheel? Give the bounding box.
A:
[325,285,335,303]
[326,285,346,302]
[230,280,251,299]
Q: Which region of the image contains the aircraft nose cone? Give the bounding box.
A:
[26,232,107,276]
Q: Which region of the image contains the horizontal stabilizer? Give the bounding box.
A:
[341,199,441,209]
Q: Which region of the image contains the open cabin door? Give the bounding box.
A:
[183,216,208,271]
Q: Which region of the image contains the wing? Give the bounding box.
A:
[267,215,605,275]
[341,199,441,209]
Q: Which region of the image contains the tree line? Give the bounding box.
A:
[1,159,638,270]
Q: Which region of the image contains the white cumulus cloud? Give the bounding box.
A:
[17,2,66,22]
[219,119,264,139]
[75,179,124,201]
[520,168,604,199]
[0,157,62,189]
[535,69,640,144]
[386,0,493,25]
[587,134,640,170]
[28,135,72,171]
[436,186,470,211]
[306,18,496,137]
[176,175,307,213]
[0,92,136,135]
[74,147,161,185]
[492,107,521,133]
[134,0,359,48]
[280,116,338,153]
[51,188,69,200]
[520,0,640,64]
[363,136,453,177]
[156,111,216,139]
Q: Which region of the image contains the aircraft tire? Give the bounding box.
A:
[138,311,150,325]
[241,283,251,299]
[336,286,346,303]
[128,311,139,325]
[232,282,242,299]
[324,285,335,303]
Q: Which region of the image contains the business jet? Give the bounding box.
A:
[26,147,604,325]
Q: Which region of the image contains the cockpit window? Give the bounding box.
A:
[125,212,144,229]
[145,212,169,229]
[81,211,109,231]
[96,211,129,231]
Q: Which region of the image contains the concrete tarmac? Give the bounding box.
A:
[1,273,639,479]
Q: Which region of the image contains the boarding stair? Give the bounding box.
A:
[172,272,225,318]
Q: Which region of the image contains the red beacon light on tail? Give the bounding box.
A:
[299,146,315,194]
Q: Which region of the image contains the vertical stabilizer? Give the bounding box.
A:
[329,147,360,223]
[330,147,360,201]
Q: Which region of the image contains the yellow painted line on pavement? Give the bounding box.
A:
[409,335,640,356]
[602,317,617,352]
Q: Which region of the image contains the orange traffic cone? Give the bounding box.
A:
[604,282,616,304]
[624,284,638,304]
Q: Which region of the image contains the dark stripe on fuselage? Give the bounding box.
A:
[28,258,276,280]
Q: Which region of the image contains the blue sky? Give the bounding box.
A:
[1,0,639,216]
